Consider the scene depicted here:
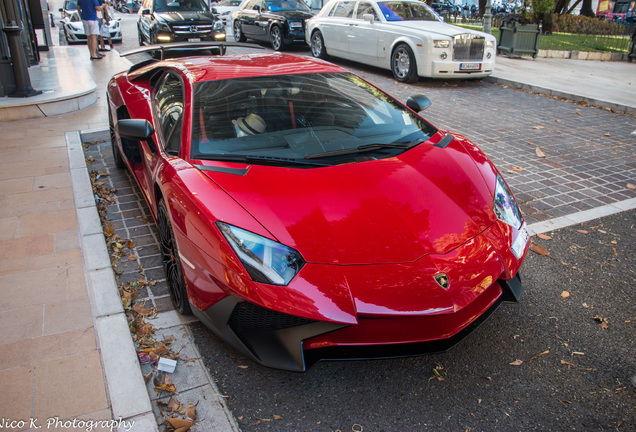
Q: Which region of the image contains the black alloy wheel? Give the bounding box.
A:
[158,199,193,315]
[233,20,246,42]
[270,25,286,51]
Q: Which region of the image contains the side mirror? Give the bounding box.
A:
[59,8,63,12]
[253,5,260,12]
[115,119,155,140]
[211,7,217,13]
[141,7,151,14]
[362,13,374,24]
[406,95,431,112]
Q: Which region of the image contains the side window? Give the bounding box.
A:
[355,2,378,20]
[330,0,355,17]
[154,73,184,156]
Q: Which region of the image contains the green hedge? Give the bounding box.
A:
[552,14,628,35]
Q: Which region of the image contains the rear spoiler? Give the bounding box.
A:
[120,41,262,61]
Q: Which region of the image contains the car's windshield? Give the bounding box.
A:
[265,0,312,12]
[191,72,436,164]
[377,1,440,21]
[155,0,208,12]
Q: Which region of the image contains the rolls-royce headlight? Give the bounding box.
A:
[289,21,302,29]
[214,20,224,31]
[217,222,305,286]
[434,40,450,48]
[486,40,495,50]
[493,175,523,229]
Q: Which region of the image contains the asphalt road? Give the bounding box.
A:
[75,11,636,431]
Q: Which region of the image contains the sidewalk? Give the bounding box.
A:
[0,45,634,432]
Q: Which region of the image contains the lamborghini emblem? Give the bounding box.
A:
[434,273,449,289]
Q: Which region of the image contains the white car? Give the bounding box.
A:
[62,11,122,44]
[214,0,243,24]
[305,0,496,82]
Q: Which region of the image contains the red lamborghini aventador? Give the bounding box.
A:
[108,43,530,371]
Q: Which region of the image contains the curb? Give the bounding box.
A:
[67,128,241,432]
[67,129,159,432]
[484,74,636,116]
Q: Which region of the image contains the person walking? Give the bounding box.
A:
[77,0,103,60]
[98,0,114,52]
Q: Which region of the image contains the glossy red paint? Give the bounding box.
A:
[107,51,528,369]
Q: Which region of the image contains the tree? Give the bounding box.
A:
[532,0,555,33]
[580,0,595,16]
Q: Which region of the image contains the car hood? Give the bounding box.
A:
[268,10,314,20]
[201,138,496,265]
[390,21,491,38]
[155,11,218,24]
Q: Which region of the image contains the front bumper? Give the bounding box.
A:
[192,273,523,372]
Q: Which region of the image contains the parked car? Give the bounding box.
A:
[306,0,496,82]
[231,0,314,50]
[215,0,243,24]
[59,0,77,19]
[108,44,529,371]
[137,0,225,46]
[61,10,122,44]
[431,0,460,17]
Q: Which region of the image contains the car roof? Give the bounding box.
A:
[129,52,348,83]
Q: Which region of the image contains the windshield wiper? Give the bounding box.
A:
[198,154,331,167]
[305,138,424,160]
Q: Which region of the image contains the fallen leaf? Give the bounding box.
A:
[127,239,136,249]
[627,184,635,190]
[140,217,149,223]
[166,418,194,430]
[167,396,182,413]
[604,133,611,137]
[535,147,546,158]
[273,415,282,420]
[577,230,589,234]
[185,405,196,420]
[512,166,524,172]
[576,112,582,115]
[536,233,552,240]
[533,126,545,129]
[237,365,249,369]
[530,243,550,256]
[128,255,138,261]
[510,360,524,366]
[561,291,570,298]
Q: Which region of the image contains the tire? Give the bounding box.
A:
[391,43,418,83]
[233,20,246,42]
[270,25,286,51]
[310,30,328,59]
[158,199,193,315]
[108,107,126,169]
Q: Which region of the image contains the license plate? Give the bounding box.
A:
[188,38,201,42]
[511,223,529,259]
[460,63,481,71]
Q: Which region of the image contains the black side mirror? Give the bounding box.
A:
[254,5,260,12]
[406,94,431,112]
[115,119,155,140]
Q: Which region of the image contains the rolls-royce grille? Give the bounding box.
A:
[453,34,485,61]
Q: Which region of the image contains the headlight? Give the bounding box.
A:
[214,20,224,31]
[434,40,450,48]
[217,222,305,286]
[486,40,495,50]
[156,20,170,31]
[493,175,523,229]
[289,21,302,29]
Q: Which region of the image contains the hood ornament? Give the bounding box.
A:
[434,273,449,289]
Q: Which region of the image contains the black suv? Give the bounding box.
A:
[137,0,225,46]
[232,0,314,51]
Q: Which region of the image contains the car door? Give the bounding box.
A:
[141,71,185,211]
[138,0,153,42]
[347,1,380,63]
[239,0,264,38]
[319,0,355,55]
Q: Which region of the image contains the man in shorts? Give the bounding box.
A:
[77,0,103,59]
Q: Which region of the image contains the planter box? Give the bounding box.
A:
[498,22,541,58]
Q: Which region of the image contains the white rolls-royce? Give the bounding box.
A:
[305,0,496,82]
